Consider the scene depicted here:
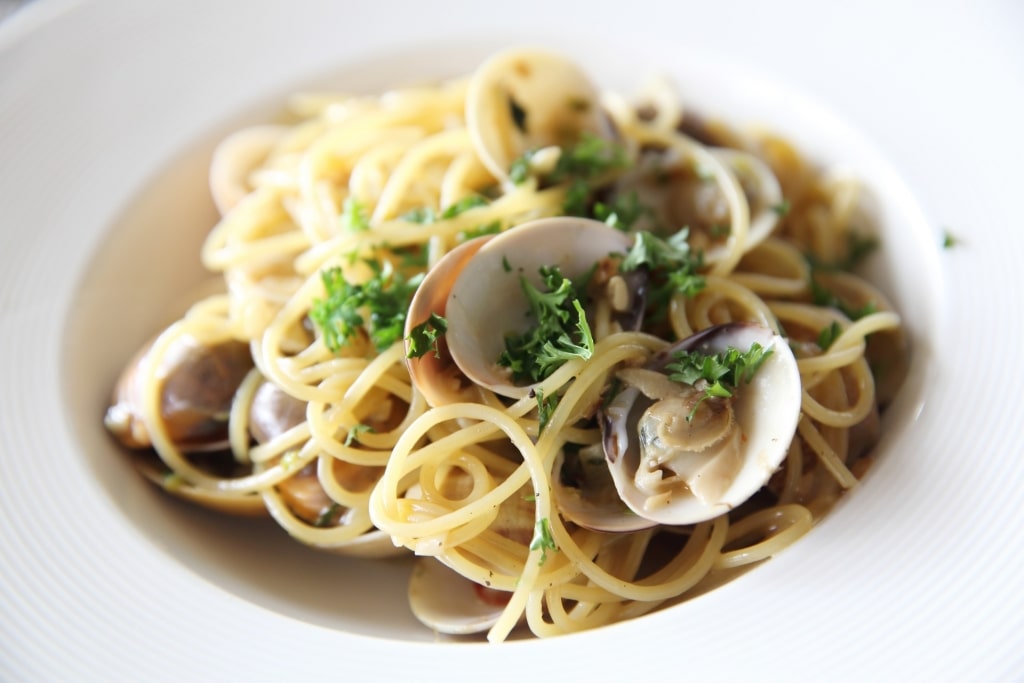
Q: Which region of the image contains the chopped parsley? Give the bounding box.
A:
[309,260,423,352]
[620,231,706,319]
[406,312,448,359]
[457,219,503,242]
[507,131,628,196]
[805,232,879,272]
[401,195,489,224]
[809,277,877,320]
[314,502,342,528]
[529,517,558,566]
[548,132,628,183]
[943,230,958,249]
[708,223,731,238]
[561,178,591,216]
[497,266,595,384]
[816,320,842,350]
[666,342,773,421]
[592,192,650,232]
[771,199,791,217]
[532,387,559,434]
[343,423,374,447]
[341,197,370,233]
[509,155,532,185]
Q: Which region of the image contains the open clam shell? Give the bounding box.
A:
[418,217,633,400]
[616,146,782,265]
[404,236,493,407]
[601,322,801,525]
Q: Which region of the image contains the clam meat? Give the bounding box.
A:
[600,322,801,525]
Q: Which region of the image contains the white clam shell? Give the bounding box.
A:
[603,323,801,525]
[551,447,658,533]
[408,558,509,635]
[466,47,613,182]
[443,217,632,399]
[618,146,782,265]
[404,236,493,407]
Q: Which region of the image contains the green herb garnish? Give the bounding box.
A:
[530,517,558,566]
[816,320,842,350]
[343,424,374,447]
[943,231,958,249]
[310,261,422,352]
[666,342,773,421]
[809,277,877,321]
[592,192,650,232]
[402,195,489,224]
[533,387,559,434]
[314,503,342,528]
[805,232,879,272]
[771,199,791,217]
[406,312,448,359]
[341,197,370,233]
[457,219,503,242]
[620,231,706,318]
[509,154,532,185]
[497,266,594,384]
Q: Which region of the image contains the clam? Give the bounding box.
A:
[406,217,635,402]
[248,378,307,445]
[408,557,511,636]
[552,443,657,532]
[600,322,801,525]
[406,477,535,635]
[250,380,401,557]
[617,147,783,263]
[104,333,253,452]
[404,236,493,407]
[465,48,614,182]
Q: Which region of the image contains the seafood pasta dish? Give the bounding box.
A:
[104,48,908,641]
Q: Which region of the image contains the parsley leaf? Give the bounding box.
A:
[343,423,375,447]
[666,342,773,421]
[310,261,422,353]
[341,197,370,232]
[561,178,591,216]
[549,132,629,182]
[771,199,791,217]
[314,502,342,528]
[457,219,502,242]
[401,195,489,224]
[592,191,650,232]
[805,232,879,273]
[809,277,877,320]
[509,154,532,185]
[533,387,558,434]
[816,320,842,350]
[943,230,958,249]
[498,266,595,384]
[529,517,558,566]
[620,231,705,319]
[406,313,448,359]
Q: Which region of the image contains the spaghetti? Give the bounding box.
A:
[104,48,908,640]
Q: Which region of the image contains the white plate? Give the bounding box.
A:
[2,0,1022,680]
